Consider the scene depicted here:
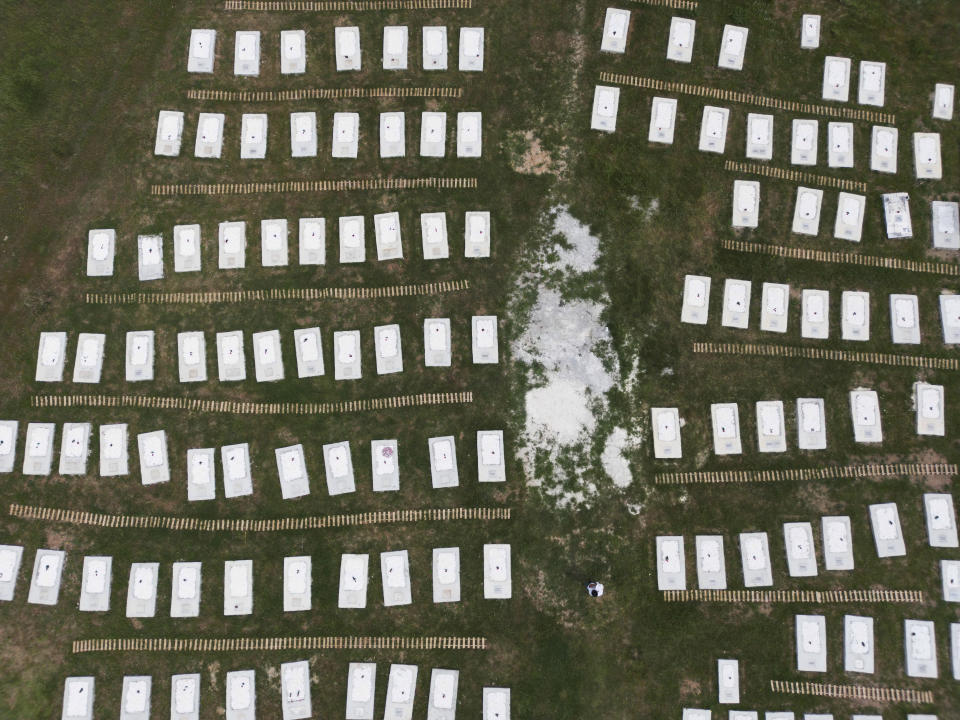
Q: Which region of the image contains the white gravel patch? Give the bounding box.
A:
[601,427,633,488]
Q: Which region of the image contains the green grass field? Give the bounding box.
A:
[1,0,959,717]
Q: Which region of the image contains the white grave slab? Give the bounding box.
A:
[915,383,945,437]
[421,112,447,156]
[381,550,412,607]
[252,329,284,381]
[933,83,954,120]
[464,210,491,257]
[137,430,169,486]
[234,31,260,75]
[601,8,630,54]
[792,186,823,235]
[334,330,361,380]
[423,26,448,70]
[78,555,111,612]
[841,291,870,341]
[62,677,94,720]
[298,217,325,264]
[851,389,882,443]
[718,25,747,70]
[171,674,200,720]
[187,29,215,73]
[261,218,288,266]
[346,663,376,720]
[680,274,710,324]
[791,119,818,165]
[380,111,405,158]
[187,448,217,502]
[36,331,67,382]
[656,535,686,590]
[294,327,323,378]
[870,126,898,173]
[756,400,787,453]
[931,201,960,249]
[796,614,827,671]
[870,502,905,556]
[484,544,512,599]
[0,420,17,474]
[28,549,64,605]
[323,441,355,496]
[99,423,128,476]
[746,113,773,160]
[800,14,820,49]
[695,535,726,589]
[941,294,960,343]
[822,515,854,571]
[717,658,739,704]
[371,439,400,491]
[155,110,184,156]
[173,224,201,273]
[651,407,682,459]
[941,559,960,602]
[0,544,23,601]
[424,318,452,367]
[784,522,817,577]
[457,111,482,156]
[281,660,311,720]
[72,333,104,384]
[383,25,408,69]
[280,30,306,74]
[218,220,246,269]
[221,443,253,498]
[23,422,54,475]
[760,282,789,333]
[339,215,365,263]
[844,615,875,674]
[483,688,510,720]
[890,293,920,344]
[591,86,619,133]
[822,56,851,101]
[120,676,151,720]
[276,444,310,500]
[739,532,773,587]
[428,668,459,720]
[335,26,361,71]
[796,398,826,450]
[338,553,369,609]
[905,619,938,678]
[732,181,759,228]
[224,559,253,616]
[195,113,225,158]
[477,429,506,482]
[332,112,359,158]
[952,623,960,679]
[170,562,201,617]
[827,122,854,168]
[914,132,942,179]
[86,228,115,277]
[667,17,695,63]
[859,61,885,106]
[177,331,206,383]
[458,27,484,71]
[226,670,256,720]
[923,492,957,547]
[375,324,403,375]
[711,403,742,455]
[284,556,311,612]
[375,211,403,261]
[290,112,318,157]
[125,562,158,617]
[429,435,459,488]
[421,212,449,259]
[137,233,164,281]
[699,106,729,153]
[240,113,267,159]
[433,547,461,602]
[472,315,498,363]
[649,97,677,144]
[216,331,246,382]
[801,289,829,339]
[385,665,417,720]
[834,192,865,242]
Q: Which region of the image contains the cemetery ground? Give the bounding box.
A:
[1,0,959,718]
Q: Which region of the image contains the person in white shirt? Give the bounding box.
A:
[586,581,604,597]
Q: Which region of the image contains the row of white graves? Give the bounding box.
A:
[0,420,506,488]
[680,274,960,345]
[2,545,511,613]
[35,318,499,385]
[654,498,958,591]
[159,110,483,159]
[821,57,887,106]
[87,212,491,277]
[794,615,960,680]
[187,26,485,74]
